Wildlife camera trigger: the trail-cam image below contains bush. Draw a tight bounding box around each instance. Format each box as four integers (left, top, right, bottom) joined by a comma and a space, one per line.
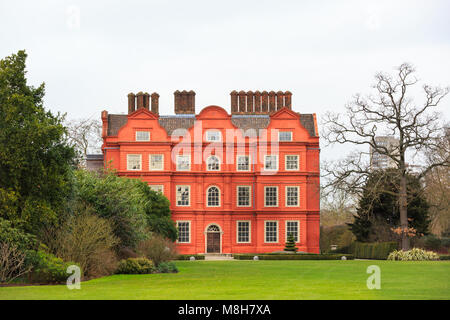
0, 218, 36, 251
137, 234, 177, 267
156, 262, 178, 273
353, 242, 398, 259
233, 253, 354, 260
116, 258, 154, 274
175, 254, 205, 260
284, 235, 298, 252
439, 254, 450, 260
46, 206, 119, 277
387, 248, 440, 261
25, 250, 79, 283
0, 242, 31, 283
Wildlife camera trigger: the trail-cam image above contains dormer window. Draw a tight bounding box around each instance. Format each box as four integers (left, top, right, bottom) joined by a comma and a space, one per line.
206, 130, 221, 142
278, 131, 292, 142
136, 131, 150, 141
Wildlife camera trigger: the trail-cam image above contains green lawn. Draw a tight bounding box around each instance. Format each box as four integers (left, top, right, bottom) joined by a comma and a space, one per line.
1, 260, 449, 300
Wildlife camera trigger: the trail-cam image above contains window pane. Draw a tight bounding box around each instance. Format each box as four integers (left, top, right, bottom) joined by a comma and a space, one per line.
279, 131, 292, 141
264, 156, 278, 170
149, 185, 163, 193
176, 186, 190, 206
237, 186, 250, 207
177, 155, 190, 171
286, 155, 299, 170
177, 222, 190, 243
207, 187, 220, 207
286, 186, 299, 206
127, 154, 141, 170
207, 156, 220, 171
136, 131, 150, 141
206, 131, 221, 141
265, 187, 278, 206
237, 155, 250, 171
265, 221, 278, 242
150, 154, 163, 170
286, 221, 299, 242
237, 221, 250, 243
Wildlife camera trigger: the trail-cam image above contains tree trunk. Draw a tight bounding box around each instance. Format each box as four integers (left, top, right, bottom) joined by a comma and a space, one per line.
399, 174, 410, 250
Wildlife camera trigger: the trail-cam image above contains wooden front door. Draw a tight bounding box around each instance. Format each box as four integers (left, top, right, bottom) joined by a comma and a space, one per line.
207, 232, 220, 253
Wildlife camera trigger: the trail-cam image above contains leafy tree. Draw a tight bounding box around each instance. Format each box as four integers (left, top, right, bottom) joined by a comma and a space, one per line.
349, 169, 430, 242
0, 50, 76, 234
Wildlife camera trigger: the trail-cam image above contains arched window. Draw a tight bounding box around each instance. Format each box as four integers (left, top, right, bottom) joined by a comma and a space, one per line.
207, 225, 220, 232
207, 186, 220, 207
207, 155, 220, 171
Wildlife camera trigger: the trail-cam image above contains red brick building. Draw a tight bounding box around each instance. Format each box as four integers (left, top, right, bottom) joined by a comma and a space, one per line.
100, 90, 320, 254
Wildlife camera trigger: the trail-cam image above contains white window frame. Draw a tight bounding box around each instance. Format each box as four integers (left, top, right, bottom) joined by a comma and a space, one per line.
205, 130, 222, 142
149, 185, 164, 193
135, 131, 150, 141
206, 186, 221, 207
206, 155, 221, 171
176, 155, 191, 171
236, 220, 251, 244
264, 220, 278, 243
285, 186, 300, 207
149, 154, 164, 170
285, 155, 299, 171
264, 186, 279, 207
236, 155, 251, 171
236, 185, 252, 207
278, 131, 292, 142
264, 155, 279, 171
127, 154, 142, 171
176, 185, 190, 207
176, 221, 191, 243
285, 220, 300, 243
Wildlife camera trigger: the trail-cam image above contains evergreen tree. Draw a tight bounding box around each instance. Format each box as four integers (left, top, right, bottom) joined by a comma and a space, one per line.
284, 235, 298, 252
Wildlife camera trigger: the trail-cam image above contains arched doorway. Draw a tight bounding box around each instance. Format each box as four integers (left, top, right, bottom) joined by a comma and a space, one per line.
205, 224, 222, 253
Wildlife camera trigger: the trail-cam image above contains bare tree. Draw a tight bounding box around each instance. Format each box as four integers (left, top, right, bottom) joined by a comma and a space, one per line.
65, 118, 102, 167
322, 63, 449, 250
0, 242, 31, 283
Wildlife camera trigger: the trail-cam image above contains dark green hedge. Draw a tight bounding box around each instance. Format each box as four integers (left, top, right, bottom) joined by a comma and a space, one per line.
175, 254, 205, 260
233, 253, 354, 260
439, 254, 450, 260
353, 242, 398, 260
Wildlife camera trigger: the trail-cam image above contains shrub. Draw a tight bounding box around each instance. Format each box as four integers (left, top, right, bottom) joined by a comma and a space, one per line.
439, 254, 450, 260
116, 258, 154, 274
175, 254, 205, 260
0, 218, 36, 251
422, 235, 442, 251
156, 262, 178, 273
25, 250, 79, 283
387, 248, 440, 261
284, 235, 298, 252
353, 242, 398, 259
137, 234, 177, 267
0, 242, 32, 283
47, 206, 119, 277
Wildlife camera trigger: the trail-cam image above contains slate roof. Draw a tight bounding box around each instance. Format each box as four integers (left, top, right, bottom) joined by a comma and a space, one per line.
107, 112, 316, 137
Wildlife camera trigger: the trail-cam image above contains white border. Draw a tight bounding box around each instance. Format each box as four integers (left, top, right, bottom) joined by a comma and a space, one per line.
278, 131, 292, 142
176, 220, 191, 243
175, 185, 190, 207
127, 154, 142, 171
236, 220, 251, 243
236, 185, 252, 207
264, 186, 279, 207
263, 155, 278, 171
264, 220, 278, 243
285, 155, 299, 171
205, 130, 222, 142
236, 155, 251, 171
206, 155, 221, 171
285, 220, 300, 243
176, 154, 191, 171
285, 186, 300, 207
206, 185, 221, 207
149, 154, 164, 170
135, 130, 150, 141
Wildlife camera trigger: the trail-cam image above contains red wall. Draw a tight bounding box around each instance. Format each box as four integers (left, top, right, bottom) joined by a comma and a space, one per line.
102, 106, 320, 254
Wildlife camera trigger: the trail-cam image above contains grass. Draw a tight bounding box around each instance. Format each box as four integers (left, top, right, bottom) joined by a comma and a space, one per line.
0, 260, 449, 300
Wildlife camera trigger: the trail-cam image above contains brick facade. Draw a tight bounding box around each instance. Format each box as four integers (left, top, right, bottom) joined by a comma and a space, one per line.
101, 91, 320, 254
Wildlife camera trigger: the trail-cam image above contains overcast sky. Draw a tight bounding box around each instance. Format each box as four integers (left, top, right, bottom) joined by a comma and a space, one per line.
1, 0, 449, 160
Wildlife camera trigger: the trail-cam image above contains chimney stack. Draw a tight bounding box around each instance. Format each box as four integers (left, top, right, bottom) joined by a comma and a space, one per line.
151, 92, 159, 114
230, 90, 293, 114
128, 93, 136, 114
136, 92, 145, 110
174, 90, 196, 114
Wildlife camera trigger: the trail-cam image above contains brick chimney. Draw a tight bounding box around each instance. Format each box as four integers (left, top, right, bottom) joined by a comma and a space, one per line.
128, 93, 136, 114
174, 90, 195, 114
136, 92, 145, 110
230, 90, 293, 114
151, 92, 159, 114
